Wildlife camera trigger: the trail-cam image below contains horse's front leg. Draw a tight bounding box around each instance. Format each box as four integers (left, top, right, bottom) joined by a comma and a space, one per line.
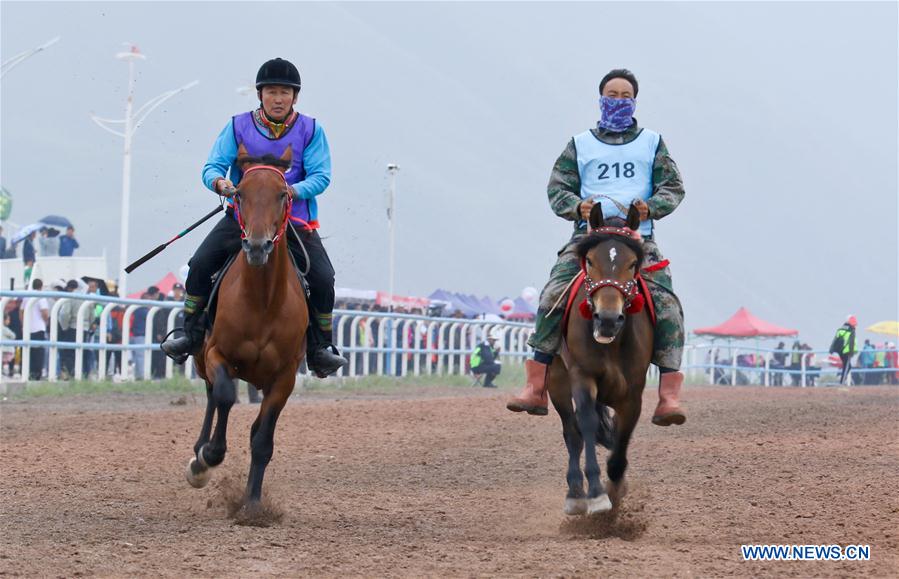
573, 380, 612, 515
187, 359, 236, 486
244, 373, 292, 507
548, 367, 586, 515
606, 387, 642, 505
185, 384, 216, 488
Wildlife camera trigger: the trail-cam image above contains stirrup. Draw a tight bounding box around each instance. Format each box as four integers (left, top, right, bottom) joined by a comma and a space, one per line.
160, 328, 192, 364
308, 345, 348, 378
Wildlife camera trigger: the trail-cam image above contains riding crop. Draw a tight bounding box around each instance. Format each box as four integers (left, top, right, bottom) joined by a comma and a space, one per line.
125, 205, 224, 273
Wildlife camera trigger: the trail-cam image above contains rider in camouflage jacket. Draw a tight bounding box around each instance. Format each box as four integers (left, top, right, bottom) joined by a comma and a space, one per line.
507, 69, 687, 426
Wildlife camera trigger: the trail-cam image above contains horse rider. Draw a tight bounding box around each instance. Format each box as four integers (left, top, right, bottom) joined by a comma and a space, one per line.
161, 57, 348, 378
507, 68, 687, 426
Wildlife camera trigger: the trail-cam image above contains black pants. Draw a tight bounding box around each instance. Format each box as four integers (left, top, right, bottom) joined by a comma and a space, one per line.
59, 326, 77, 376
839, 354, 852, 384
29, 331, 45, 380
472, 362, 502, 386
185, 213, 336, 316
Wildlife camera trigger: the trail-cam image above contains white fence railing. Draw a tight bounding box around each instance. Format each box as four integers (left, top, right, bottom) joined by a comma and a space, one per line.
682, 342, 899, 387
3, 291, 896, 387
0, 291, 533, 383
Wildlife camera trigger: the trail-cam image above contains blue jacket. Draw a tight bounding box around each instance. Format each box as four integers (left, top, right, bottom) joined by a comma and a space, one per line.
201, 115, 331, 223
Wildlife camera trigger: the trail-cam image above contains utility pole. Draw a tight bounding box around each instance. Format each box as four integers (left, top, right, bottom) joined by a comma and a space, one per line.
90, 44, 198, 296
386, 164, 400, 312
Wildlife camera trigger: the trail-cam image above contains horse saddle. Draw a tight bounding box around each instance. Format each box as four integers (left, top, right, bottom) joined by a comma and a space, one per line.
204, 249, 310, 329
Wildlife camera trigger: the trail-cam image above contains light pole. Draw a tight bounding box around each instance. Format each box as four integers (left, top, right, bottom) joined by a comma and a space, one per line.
90, 44, 198, 297
0, 36, 60, 79
386, 164, 400, 312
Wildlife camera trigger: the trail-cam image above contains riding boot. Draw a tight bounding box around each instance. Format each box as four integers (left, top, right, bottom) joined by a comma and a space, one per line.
160, 295, 207, 364
305, 316, 348, 378
506, 360, 549, 415
652, 371, 687, 426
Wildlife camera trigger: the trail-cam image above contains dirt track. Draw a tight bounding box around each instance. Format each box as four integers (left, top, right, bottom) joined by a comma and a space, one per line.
1, 384, 897, 577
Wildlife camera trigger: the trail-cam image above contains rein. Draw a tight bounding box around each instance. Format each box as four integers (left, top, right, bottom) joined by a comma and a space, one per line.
233, 165, 293, 244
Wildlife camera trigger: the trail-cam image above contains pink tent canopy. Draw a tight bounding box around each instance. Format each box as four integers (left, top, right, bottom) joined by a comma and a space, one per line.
127, 272, 181, 299
693, 307, 798, 338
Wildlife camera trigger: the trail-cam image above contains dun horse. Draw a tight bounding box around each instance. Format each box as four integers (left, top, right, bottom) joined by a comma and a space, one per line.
185, 146, 307, 514
549, 203, 653, 515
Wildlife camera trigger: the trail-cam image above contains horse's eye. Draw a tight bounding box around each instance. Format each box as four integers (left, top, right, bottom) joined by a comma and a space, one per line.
629, 262, 637, 270
586, 258, 592, 267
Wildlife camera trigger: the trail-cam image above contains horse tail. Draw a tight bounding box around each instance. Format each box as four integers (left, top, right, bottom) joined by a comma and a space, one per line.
596, 403, 616, 450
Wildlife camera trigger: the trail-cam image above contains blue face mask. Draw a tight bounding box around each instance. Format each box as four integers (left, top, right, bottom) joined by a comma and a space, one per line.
598, 96, 636, 132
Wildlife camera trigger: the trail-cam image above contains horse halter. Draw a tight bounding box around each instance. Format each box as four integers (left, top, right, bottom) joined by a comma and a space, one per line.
233, 165, 293, 243
579, 225, 645, 316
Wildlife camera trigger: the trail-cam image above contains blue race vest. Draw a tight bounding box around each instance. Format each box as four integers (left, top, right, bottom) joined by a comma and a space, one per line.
231, 111, 316, 225
574, 128, 660, 237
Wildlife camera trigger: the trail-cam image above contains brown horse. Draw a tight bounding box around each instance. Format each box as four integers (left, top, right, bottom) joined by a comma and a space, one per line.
548, 203, 653, 516
185, 145, 308, 514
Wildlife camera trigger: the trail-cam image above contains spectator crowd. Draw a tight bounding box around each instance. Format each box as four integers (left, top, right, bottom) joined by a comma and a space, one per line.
2, 277, 185, 381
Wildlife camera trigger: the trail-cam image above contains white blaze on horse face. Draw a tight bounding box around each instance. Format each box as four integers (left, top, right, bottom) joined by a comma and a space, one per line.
609, 247, 617, 271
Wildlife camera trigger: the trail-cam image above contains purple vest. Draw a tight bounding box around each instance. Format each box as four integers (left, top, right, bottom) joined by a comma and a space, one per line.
232, 111, 316, 224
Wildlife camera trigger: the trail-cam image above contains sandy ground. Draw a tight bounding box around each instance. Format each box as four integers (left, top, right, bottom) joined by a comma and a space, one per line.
1, 384, 897, 577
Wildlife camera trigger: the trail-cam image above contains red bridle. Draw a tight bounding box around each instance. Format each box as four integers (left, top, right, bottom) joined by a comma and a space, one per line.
233, 165, 293, 243
579, 225, 645, 316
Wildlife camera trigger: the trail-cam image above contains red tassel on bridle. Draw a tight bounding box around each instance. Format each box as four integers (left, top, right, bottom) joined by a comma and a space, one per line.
626, 291, 644, 314
579, 299, 592, 319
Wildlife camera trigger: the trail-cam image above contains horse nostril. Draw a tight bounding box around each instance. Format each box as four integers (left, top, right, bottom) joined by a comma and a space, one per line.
241, 239, 250, 251
263, 240, 274, 254
617, 314, 626, 325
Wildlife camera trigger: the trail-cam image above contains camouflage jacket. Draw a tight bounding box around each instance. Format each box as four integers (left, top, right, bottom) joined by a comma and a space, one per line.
547, 119, 685, 238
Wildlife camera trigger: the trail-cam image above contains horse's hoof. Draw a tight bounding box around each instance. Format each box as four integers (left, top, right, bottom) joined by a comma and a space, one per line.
652, 412, 686, 426
185, 457, 211, 489
607, 479, 628, 505
564, 497, 587, 516
587, 494, 613, 515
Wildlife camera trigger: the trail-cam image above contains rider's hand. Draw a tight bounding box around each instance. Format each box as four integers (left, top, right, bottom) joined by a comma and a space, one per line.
633, 199, 650, 221
215, 178, 236, 198
578, 199, 595, 221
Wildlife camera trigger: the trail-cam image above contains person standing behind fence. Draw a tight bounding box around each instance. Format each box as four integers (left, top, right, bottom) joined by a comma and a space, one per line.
131, 292, 150, 380
770, 341, 787, 386
22, 279, 49, 381
59, 226, 79, 257
858, 339, 875, 385
886, 342, 899, 385
56, 280, 81, 379
830, 316, 857, 385
38, 228, 60, 257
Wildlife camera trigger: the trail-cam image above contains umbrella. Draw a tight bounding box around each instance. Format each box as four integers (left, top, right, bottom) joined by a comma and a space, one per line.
11, 222, 44, 244
866, 321, 899, 337
38, 215, 74, 229
80, 276, 110, 296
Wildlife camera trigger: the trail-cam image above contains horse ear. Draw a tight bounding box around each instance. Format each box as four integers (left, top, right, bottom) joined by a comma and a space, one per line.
588, 202, 605, 230
626, 202, 641, 231
279, 146, 293, 174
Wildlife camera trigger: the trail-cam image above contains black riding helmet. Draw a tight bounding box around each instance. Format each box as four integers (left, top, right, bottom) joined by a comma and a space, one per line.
256, 58, 302, 91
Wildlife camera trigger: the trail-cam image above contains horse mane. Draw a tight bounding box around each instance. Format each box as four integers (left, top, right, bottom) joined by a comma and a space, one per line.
239, 154, 291, 171
575, 232, 644, 271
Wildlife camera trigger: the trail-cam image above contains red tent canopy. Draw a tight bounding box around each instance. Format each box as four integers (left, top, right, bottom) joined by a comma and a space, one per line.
693, 307, 798, 338
128, 272, 180, 299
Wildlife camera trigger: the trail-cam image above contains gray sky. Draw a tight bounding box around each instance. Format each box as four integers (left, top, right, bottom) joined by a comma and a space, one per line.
2, 1, 897, 346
